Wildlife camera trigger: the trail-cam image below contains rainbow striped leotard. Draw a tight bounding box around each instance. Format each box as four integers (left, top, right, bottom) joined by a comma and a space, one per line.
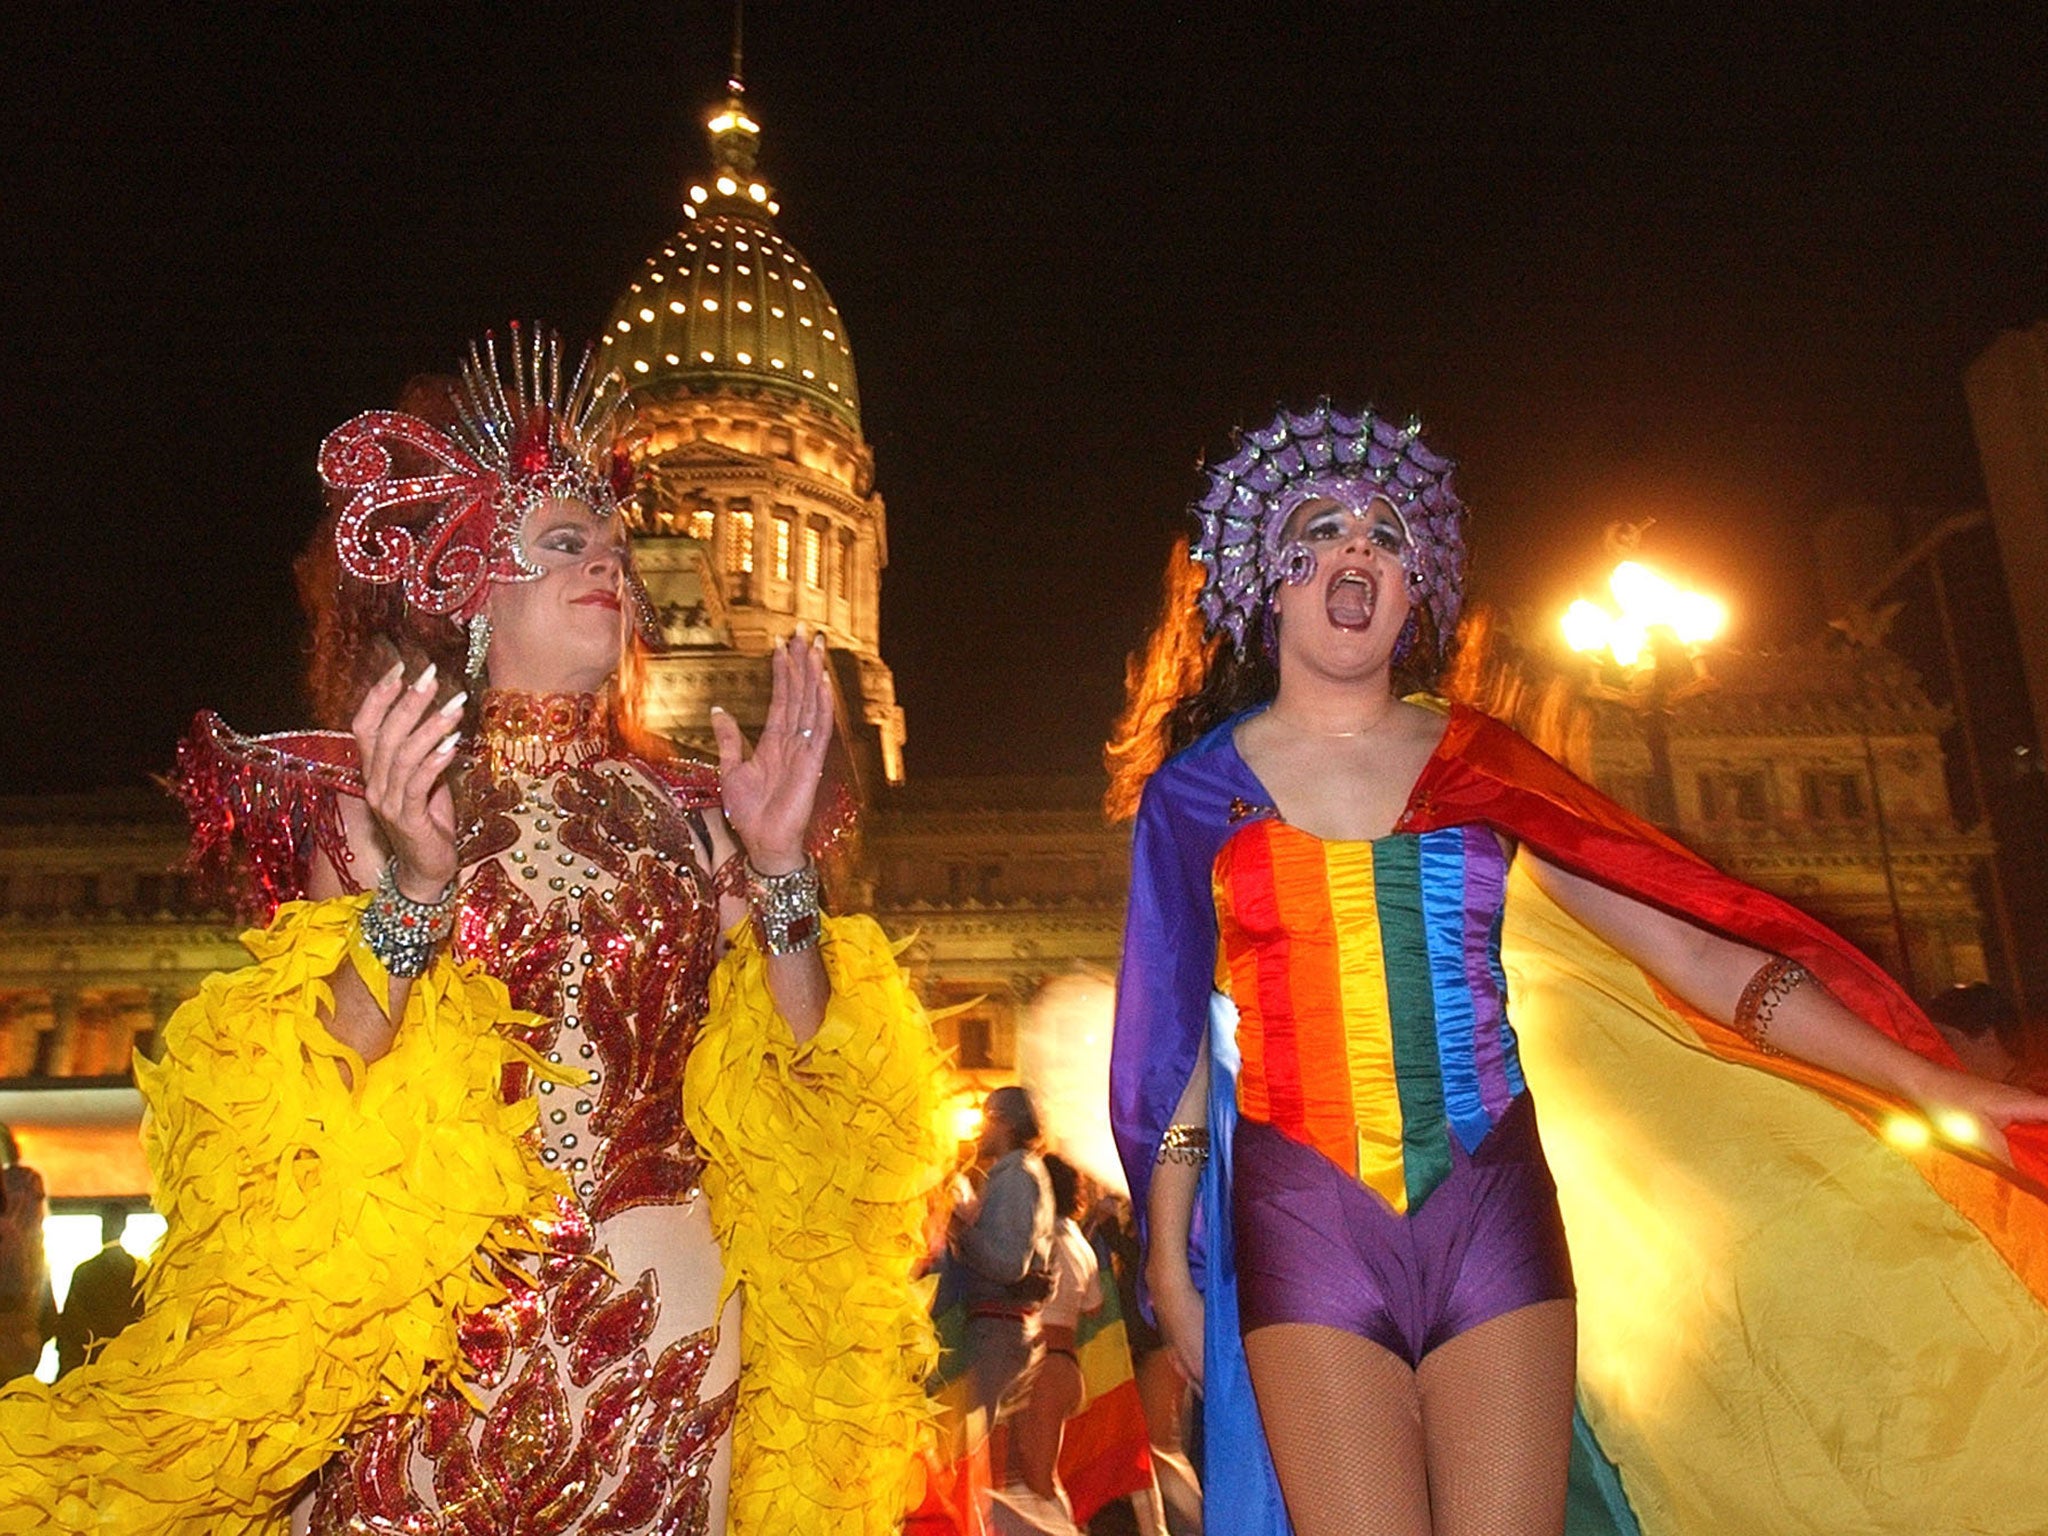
1213, 817, 1527, 1214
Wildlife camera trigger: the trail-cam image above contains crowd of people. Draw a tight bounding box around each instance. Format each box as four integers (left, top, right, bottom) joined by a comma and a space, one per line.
924, 1084, 1200, 1536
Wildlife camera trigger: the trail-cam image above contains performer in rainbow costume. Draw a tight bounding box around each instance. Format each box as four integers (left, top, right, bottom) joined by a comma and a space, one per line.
1108, 402, 2048, 1534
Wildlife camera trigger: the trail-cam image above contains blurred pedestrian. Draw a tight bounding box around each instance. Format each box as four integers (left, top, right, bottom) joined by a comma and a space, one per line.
0, 1128, 57, 1383
949, 1086, 1056, 1431
1005, 1155, 1103, 1529
1925, 982, 2044, 1088
55, 1204, 142, 1378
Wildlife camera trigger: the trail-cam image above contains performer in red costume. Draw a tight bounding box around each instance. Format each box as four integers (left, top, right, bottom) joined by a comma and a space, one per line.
0, 327, 945, 1536
1107, 402, 2048, 1536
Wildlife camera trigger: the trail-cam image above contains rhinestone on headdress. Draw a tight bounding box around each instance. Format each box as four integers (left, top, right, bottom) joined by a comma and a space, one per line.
1189, 400, 1468, 657
321, 323, 635, 621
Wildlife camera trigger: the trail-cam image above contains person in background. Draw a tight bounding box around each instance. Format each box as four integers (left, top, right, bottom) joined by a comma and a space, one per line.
1924, 982, 2045, 1089
0, 1129, 56, 1383
1089, 1196, 1200, 1536
1005, 1154, 1104, 1530
950, 1085, 1056, 1430
54, 1205, 142, 1378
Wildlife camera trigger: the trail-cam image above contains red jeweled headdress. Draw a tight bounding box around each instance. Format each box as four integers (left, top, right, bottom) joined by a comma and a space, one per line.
320, 324, 635, 622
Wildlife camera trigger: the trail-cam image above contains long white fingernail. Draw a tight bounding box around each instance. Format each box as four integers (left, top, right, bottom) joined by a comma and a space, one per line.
382, 661, 405, 685
439, 691, 468, 716
709, 704, 727, 716
433, 728, 461, 755
413, 663, 438, 691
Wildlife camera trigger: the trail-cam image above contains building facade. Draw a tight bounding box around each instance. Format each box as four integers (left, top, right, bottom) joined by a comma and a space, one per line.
606, 84, 905, 786
1578, 644, 1993, 995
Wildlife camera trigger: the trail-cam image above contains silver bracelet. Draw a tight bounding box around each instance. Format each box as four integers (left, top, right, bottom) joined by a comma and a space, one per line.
748, 859, 823, 955
359, 861, 457, 979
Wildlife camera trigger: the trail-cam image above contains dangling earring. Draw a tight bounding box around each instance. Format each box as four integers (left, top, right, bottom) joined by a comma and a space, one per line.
465, 614, 493, 683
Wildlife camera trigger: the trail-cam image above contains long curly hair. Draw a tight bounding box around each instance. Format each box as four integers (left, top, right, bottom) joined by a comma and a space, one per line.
1102, 537, 1453, 821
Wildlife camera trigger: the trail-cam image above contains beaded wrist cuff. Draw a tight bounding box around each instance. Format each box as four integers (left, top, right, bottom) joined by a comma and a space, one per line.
1157, 1124, 1211, 1166
1734, 956, 1812, 1056
359, 861, 457, 980
748, 859, 823, 956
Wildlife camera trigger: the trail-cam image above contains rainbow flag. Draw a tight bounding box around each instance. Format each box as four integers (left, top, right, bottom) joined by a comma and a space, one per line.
906, 1256, 990, 1536
911, 1238, 1155, 1532
1054, 1232, 1154, 1524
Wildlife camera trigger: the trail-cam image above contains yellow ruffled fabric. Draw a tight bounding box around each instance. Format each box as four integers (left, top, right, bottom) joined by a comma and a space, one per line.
686, 914, 950, 1536
1504, 867, 2048, 1535
0, 896, 565, 1535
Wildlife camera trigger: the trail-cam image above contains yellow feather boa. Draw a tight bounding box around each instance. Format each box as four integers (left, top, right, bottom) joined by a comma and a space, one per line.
0, 895, 565, 1535
686, 914, 950, 1535
0, 901, 948, 1535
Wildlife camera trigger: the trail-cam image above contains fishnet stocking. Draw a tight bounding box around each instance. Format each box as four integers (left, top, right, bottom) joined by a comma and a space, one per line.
1416, 1300, 1575, 1536
1245, 1324, 1429, 1536
1244, 1300, 1576, 1536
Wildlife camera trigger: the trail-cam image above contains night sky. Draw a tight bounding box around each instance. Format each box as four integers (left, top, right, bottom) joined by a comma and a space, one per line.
4, 3, 2045, 792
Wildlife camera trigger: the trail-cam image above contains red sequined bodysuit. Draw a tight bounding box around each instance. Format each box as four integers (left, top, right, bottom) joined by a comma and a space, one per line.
310, 691, 741, 1536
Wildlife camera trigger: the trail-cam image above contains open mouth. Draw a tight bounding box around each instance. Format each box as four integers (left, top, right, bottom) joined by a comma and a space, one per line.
1325, 566, 1377, 631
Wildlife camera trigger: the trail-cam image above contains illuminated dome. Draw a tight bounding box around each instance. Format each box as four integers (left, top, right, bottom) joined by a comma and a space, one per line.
604, 97, 860, 433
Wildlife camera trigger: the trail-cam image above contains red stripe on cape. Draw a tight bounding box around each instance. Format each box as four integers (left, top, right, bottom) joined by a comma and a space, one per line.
1398, 704, 2048, 1189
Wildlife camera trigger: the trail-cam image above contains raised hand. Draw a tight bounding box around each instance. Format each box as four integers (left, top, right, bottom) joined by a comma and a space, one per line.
711, 632, 833, 875
351, 661, 464, 900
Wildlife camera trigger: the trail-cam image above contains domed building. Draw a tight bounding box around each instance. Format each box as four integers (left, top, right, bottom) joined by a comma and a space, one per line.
608, 83, 905, 783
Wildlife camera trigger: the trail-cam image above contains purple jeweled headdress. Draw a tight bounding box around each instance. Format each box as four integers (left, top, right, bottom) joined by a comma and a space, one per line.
1190, 400, 1468, 656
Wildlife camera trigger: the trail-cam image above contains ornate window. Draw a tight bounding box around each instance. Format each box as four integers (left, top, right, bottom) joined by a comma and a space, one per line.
838, 530, 855, 600
804, 521, 824, 588
1698, 770, 1769, 823
686, 505, 715, 541
1801, 770, 1869, 821
772, 517, 793, 582
727, 507, 755, 574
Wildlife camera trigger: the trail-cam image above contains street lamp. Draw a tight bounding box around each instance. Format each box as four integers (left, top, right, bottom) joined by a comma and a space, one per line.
1562, 559, 1728, 831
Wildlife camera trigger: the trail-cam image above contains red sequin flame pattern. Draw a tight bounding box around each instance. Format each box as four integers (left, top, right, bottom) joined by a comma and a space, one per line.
311, 750, 731, 1534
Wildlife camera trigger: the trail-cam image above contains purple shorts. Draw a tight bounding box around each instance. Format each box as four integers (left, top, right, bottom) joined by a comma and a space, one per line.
1232, 1092, 1574, 1368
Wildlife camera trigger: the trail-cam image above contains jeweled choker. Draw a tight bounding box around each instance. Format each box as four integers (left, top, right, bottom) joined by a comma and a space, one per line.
478, 690, 609, 777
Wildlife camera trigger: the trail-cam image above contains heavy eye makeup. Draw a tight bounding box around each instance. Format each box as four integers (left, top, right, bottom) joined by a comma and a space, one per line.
1302, 508, 1353, 543
1297, 503, 1411, 556
530, 519, 622, 563
1366, 513, 1409, 555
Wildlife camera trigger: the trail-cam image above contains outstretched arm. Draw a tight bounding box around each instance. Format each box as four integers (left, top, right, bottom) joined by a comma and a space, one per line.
1524, 852, 2048, 1162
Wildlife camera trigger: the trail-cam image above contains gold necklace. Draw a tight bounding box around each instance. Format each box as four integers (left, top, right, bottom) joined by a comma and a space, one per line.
1264, 708, 1383, 740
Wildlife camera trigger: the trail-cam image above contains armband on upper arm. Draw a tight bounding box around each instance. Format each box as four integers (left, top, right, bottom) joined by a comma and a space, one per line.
1734, 957, 1812, 1055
